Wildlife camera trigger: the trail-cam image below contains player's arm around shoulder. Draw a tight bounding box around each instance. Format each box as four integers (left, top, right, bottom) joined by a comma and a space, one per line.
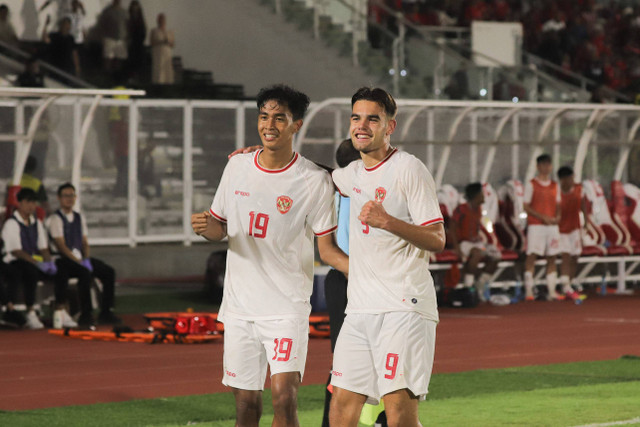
317, 233, 348, 275
191, 211, 227, 241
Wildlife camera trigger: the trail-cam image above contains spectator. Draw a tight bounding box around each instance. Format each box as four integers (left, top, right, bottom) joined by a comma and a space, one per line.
17, 58, 45, 88
523, 154, 561, 301
1, 188, 56, 329
42, 15, 80, 77
0, 3, 18, 46
126, 0, 146, 83
66, 0, 86, 46
47, 183, 120, 328
97, 0, 128, 74
20, 155, 51, 215
450, 182, 500, 302
557, 166, 586, 296
150, 13, 174, 84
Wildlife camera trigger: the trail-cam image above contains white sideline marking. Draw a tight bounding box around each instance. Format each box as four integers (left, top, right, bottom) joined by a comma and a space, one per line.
571, 416, 640, 427
585, 317, 640, 324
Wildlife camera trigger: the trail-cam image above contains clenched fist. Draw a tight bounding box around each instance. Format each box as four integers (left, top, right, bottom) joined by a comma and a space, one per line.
191, 211, 211, 235
358, 200, 390, 230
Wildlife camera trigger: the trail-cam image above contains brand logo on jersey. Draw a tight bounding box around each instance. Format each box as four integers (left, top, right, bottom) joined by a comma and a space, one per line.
225, 369, 237, 378
235, 190, 250, 197
352, 187, 361, 194
331, 370, 343, 377
276, 195, 293, 214
375, 187, 387, 203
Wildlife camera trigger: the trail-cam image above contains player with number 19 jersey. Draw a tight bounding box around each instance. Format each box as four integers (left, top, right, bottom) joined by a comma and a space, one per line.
331, 148, 443, 322
210, 149, 337, 322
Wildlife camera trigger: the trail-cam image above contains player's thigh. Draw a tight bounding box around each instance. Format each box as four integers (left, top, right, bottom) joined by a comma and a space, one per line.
331, 314, 378, 403
374, 312, 437, 401
546, 226, 561, 256
256, 318, 309, 380
222, 318, 268, 390
526, 225, 547, 256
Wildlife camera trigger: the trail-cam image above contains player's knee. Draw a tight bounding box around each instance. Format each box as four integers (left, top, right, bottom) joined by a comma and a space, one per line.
384, 407, 418, 427
235, 396, 261, 423
271, 387, 297, 417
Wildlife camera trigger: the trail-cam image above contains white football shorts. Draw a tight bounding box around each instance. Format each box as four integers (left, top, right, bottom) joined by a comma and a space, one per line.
459, 241, 502, 261
221, 316, 309, 390
526, 224, 561, 256
330, 312, 437, 405
559, 229, 582, 256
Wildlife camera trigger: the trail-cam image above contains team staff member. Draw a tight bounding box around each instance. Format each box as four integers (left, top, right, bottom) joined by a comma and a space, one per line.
330, 87, 446, 427
557, 166, 586, 295
191, 85, 348, 427
48, 183, 120, 328
523, 154, 561, 301
1, 188, 56, 329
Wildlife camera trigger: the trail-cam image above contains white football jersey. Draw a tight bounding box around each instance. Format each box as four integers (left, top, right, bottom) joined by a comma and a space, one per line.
331, 149, 443, 322
210, 150, 337, 321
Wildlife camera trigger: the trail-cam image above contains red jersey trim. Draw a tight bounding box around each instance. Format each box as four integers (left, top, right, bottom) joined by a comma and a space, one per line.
209, 208, 227, 223
420, 217, 444, 226
254, 150, 298, 174
364, 148, 398, 172
315, 225, 338, 236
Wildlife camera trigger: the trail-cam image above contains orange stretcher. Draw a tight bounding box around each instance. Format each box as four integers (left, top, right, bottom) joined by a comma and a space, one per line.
48, 328, 221, 344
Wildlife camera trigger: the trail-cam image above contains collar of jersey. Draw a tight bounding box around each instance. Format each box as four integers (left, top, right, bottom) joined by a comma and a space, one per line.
364, 147, 398, 172
254, 149, 298, 174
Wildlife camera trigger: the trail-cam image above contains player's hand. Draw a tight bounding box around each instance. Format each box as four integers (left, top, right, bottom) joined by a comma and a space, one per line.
191, 211, 211, 235
228, 145, 261, 158
358, 200, 390, 230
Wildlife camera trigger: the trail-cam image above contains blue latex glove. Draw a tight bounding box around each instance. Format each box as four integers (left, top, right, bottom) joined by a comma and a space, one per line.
81, 258, 93, 272
36, 261, 48, 273
41, 261, 57, 275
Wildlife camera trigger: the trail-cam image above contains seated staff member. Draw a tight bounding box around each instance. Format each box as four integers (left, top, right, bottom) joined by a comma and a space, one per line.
1, 188, 56, 329
47, 183, 120, 328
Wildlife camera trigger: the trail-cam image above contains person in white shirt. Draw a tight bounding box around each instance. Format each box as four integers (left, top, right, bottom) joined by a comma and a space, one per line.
191, 84, 348, 427
329, 87, 445, 427
1, 188, 56, 329
47, 183, 120, 328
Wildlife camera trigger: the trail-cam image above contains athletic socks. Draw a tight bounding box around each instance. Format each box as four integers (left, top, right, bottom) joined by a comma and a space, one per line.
464, 273, 475, 288
546, 272, 560, 300
524, 271, 534, 300
559, 275, 572, 294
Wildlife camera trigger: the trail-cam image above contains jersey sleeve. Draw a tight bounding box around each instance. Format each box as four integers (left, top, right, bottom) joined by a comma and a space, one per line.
48, 215, 63, 239
404, 158, 443, 226
523, 181, 533, 204
308, 172, 338, 236
1, 220, 21, 255
331, 166, 351, 198
209, 159, 233, 223
37, 220, 48, 250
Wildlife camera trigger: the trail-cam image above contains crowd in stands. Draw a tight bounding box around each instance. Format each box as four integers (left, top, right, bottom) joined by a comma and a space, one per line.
373, 0, 640, 100
0, 0, 174, 87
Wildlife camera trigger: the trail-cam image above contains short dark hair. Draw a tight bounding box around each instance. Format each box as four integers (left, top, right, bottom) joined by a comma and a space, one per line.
17, 188, 38, 202
351, 87, 397, 119
465, 182, 483, 201
256, 84, 310, 121
557, 165, 574, 179
57, 182, 76, 196
24, 155, 37, 174
335, 138, 360, 168
536, 153, 552, 164
0, 5, 8, 13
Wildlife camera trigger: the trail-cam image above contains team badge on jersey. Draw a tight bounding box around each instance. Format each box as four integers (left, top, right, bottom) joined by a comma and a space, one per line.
375, 187, 387, 203
276, 195, 293, 214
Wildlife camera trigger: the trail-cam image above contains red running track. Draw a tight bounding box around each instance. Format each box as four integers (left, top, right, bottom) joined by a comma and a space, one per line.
1, 293, 639, 411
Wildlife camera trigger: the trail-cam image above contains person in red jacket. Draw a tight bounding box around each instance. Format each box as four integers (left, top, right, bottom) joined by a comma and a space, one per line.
523, 154, 561, 300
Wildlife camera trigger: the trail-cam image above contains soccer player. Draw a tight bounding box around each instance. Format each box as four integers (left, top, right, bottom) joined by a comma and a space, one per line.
449, 182, 501, 301
557, 166, 586, 296
191, 84, 348, 427
523, 154, 561, 301
329, 87, 446, 427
